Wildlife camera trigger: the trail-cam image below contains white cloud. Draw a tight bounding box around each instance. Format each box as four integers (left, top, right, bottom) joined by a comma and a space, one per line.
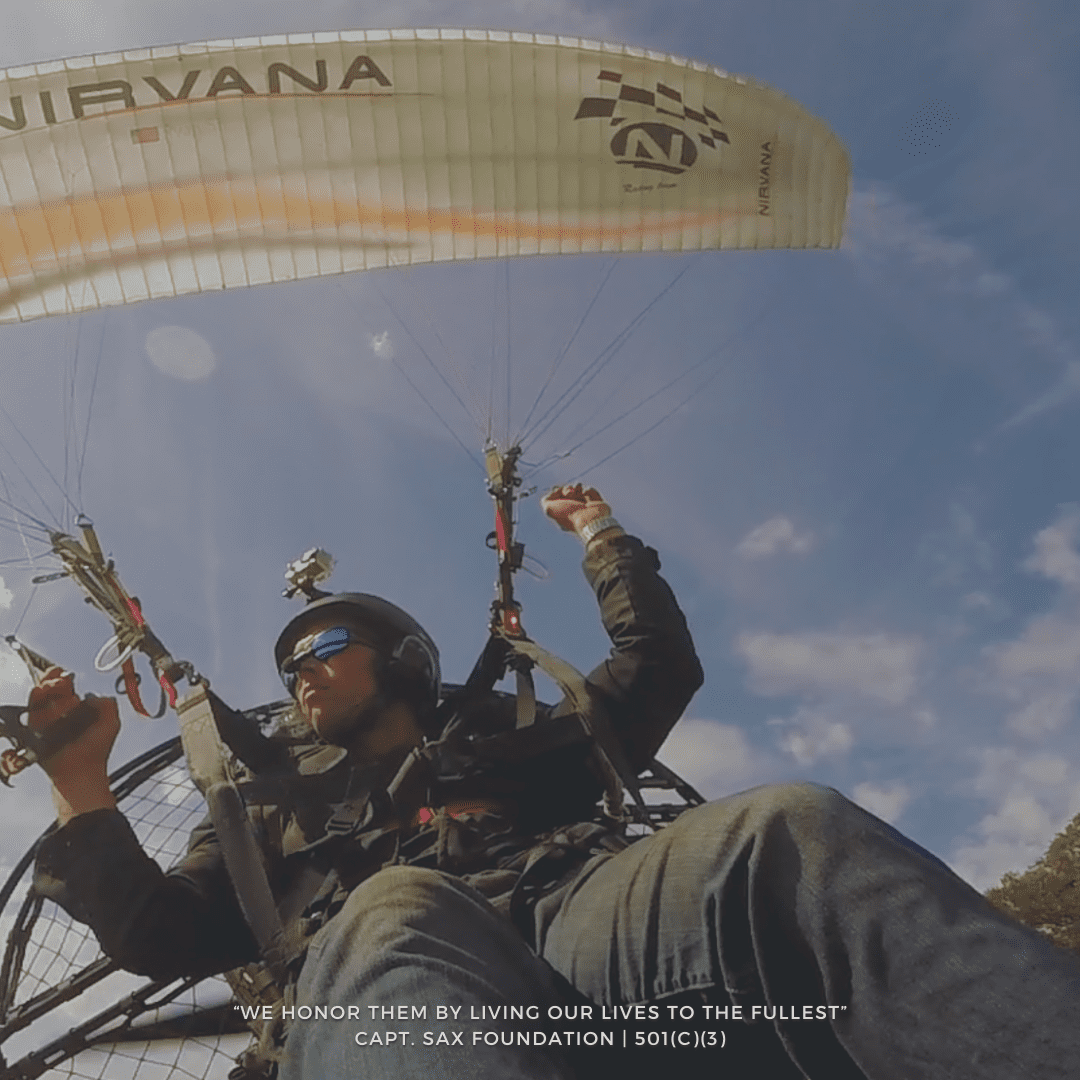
773, 707, 853, 766
992, 613, 1080, 680
852, 780, 911, 824
1022, 506, 1080, 588
656, 718, 775, 799
980, 509, 1080, 738
950, 748, 1080, 891
737, 629, 921, 706
993, 511, 1080, 684
911, 706, 937, 731
1005, 690, 1076, 738
847, 188, 1073, 363
369, 331, 396, 360
999, 362, 1080, 431
982, 793, 1057, 846
974, 272, 1009, 295
735, 515, 814, 559
845, 186, 1080, 431
919, 504, 993, 588
846, 186, 984, 288
0, 648, 32, 698
0, 574, 11, 609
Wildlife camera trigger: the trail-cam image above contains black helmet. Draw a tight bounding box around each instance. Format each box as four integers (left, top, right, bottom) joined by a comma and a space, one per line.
275, 593, 441, 710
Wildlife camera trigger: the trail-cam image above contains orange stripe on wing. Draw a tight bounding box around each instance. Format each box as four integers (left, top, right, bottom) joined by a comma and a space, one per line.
0, 174, 753, 309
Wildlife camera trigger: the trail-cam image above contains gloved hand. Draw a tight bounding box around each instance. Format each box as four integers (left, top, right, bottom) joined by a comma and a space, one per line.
27, 666, 119, 824
541, 483, 622, 543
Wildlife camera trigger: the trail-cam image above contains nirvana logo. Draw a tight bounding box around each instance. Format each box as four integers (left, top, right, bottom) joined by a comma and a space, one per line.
573, 70, 730, 176
0, 55, 392, 133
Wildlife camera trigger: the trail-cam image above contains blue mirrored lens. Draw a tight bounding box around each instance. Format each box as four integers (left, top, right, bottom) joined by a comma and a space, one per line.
310, 626, 353, 661
280, 626, 359, 691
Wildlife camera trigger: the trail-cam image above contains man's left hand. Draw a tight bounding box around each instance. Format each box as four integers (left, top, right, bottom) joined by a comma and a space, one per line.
542, 484, 613, 536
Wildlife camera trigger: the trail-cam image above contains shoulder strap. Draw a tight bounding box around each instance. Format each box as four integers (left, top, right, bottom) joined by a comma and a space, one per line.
501, 635, 648, 825
175, 686, 297, 974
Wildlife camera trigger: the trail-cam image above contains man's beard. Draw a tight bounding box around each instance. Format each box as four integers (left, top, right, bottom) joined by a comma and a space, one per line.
312, 691, 394, 748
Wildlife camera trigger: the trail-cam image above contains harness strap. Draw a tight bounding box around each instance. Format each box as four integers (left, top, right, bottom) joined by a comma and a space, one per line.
118, 657, 168, 719
501, 635, 647, 824
175, 684, 231, 793
205, 782, 290, 963
176, 686, 297, 976
514, 664, 537, 728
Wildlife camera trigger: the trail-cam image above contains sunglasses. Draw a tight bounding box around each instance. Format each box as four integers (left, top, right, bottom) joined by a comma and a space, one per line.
279, 626, 372, 694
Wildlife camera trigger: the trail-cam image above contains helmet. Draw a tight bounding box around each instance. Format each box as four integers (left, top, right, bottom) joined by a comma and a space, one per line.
274, 593, 441, 711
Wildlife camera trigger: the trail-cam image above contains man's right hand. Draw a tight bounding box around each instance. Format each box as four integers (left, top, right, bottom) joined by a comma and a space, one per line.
27, 666, 119, 824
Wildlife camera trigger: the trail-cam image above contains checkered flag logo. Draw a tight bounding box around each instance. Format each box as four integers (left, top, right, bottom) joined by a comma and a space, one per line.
574, 70, 731, 173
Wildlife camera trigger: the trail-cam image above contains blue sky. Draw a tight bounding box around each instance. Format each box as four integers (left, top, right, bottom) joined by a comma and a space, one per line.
0, 0, 1078, 902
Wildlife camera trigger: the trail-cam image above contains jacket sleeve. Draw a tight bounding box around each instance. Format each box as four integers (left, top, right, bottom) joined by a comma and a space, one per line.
33, 807, 259, 980
555, 532, 704, 770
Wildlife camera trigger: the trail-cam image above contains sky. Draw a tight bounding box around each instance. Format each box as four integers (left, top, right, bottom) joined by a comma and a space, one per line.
0, 0, 1078, 931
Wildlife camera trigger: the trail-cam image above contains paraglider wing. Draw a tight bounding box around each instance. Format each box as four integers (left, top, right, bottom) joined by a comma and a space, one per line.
0, 29, 850, 322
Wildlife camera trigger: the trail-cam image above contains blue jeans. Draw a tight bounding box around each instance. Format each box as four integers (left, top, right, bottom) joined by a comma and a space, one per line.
282, 783, 1080, 1079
